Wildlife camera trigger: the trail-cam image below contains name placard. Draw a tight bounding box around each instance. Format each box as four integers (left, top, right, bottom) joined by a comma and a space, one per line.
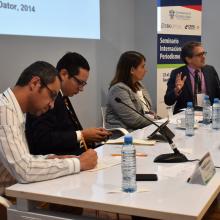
188, 152, 216, 185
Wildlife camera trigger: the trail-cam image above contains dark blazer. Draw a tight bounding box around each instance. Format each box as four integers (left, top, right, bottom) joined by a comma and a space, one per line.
164, 65, 220, 114
25, 92, 85, 156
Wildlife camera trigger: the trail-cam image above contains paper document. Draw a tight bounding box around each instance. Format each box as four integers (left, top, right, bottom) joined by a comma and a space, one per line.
106, 127, 129, 135
155, 118, 168, 124
157, 163, 195, 179
86, 157, 121, 172
106, 138, 155, 145
155, 117, 177, 124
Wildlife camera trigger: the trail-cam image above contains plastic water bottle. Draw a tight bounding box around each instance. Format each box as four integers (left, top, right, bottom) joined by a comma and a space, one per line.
185, 102, 194, 136
212, 98, 220, 129
202, 95, 212, 124
121, 135, 136, 193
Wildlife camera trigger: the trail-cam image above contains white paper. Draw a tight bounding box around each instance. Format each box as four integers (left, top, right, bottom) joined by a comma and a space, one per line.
86, 157, 121, 172
157, 163, 195, 179
106, 127, 129, 135
106, 138, 155, 146
155, 118, 168, 124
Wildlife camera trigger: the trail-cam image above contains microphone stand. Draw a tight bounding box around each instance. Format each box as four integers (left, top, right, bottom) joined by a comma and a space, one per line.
154, 129, 188, 163
115, 97, 188, 163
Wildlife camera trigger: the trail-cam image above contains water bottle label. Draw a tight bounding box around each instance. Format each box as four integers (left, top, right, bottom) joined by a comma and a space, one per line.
121, 146, 136, 193
197, 93, 205, 107
185, 108, 194, 136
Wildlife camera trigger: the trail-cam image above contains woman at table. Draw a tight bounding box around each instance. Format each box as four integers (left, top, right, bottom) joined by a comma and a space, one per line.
105, 51, 157, 131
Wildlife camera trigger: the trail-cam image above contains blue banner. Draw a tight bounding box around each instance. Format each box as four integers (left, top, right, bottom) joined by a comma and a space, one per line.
157, 0, 202, 7
157, 34, 201, 64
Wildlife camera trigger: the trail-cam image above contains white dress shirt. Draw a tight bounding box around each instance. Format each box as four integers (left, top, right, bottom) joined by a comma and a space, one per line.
136, 90, 150, 113
0, 88, 80, 195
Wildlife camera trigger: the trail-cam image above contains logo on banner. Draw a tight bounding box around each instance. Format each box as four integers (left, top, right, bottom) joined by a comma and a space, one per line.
185, 24, 200, 31
168, 10, 192, 21
185, 24, 195, 30
161, 23, 182, 30
169, 10, 175, 19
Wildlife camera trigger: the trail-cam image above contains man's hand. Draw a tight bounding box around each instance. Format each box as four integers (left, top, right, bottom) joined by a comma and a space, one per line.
175, 72, 187, 96
47, 155, 78, 159
82, 127, 111, 142
79, 149, 98, 171
47, 150, 97, 171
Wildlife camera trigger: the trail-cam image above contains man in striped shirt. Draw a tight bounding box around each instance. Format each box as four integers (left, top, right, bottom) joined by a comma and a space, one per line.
0, 61, 97, 196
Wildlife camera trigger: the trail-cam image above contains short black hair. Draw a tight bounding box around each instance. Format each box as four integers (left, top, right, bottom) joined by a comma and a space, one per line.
56, 52, 90, 77
180, 41, 202, 64
16, 61, 58, 86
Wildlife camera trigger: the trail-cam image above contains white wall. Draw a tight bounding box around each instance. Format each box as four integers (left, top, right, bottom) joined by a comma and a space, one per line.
135, 0, 157, 110
96, 0, 135, 119
202, 0, 220, 75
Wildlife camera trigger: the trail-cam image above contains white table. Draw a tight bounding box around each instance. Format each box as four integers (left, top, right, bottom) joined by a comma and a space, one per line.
6, 115, 220, 220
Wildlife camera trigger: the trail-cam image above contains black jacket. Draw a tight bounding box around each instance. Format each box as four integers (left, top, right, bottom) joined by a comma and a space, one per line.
164, 65, 220, 114
25, 93, 85, 155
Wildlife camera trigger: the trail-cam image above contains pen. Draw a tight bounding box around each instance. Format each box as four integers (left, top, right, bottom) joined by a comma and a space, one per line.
111, 153, 147, 157
81, 134, 88, 151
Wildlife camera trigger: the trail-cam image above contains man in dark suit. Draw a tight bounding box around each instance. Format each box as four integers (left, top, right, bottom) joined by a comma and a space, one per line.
25, 52, 110, 155
164, 41, 220, 114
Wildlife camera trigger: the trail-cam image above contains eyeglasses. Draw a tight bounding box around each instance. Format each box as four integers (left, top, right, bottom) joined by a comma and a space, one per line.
72, 76, 87, 87
193, 51, 207, 57
40, 79, 58, 101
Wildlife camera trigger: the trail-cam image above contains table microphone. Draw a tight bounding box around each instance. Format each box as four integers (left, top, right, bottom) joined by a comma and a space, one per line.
115, 97, 188, 163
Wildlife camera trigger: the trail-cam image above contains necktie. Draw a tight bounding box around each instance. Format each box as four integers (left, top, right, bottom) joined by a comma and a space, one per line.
63, 96, 87, 150
63, 96, 81, 130
194, 70, 201, 106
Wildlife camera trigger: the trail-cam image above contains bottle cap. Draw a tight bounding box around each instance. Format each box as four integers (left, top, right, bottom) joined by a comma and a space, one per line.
187, 102, 193, 107
124, 135, 133, 144
204, 95, 209, 100
214, 98, 219, 103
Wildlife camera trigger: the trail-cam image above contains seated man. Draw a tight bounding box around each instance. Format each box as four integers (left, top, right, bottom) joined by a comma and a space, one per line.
0, 61, 97, 197
164, 41, 220, 114
26, 52, 110, 156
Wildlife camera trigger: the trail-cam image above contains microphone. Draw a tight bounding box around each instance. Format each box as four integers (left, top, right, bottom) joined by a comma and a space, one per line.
115, 97, 159, 126
115, 97, 188, 163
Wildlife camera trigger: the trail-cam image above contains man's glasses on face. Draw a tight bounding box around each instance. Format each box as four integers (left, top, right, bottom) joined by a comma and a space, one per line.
40, 79, 58, 101
72, 75, 87, 87
193, 51, 207, 57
